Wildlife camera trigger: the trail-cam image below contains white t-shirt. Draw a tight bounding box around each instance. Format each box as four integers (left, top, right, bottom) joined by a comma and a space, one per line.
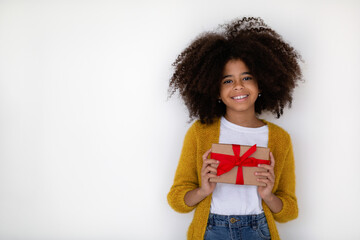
210, 116, 269, 215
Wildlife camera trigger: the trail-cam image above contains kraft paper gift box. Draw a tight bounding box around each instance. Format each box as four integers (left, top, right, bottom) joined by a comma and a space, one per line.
209, 143, 270, 186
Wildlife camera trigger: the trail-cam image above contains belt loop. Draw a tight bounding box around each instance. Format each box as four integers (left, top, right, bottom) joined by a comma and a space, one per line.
207, 213, 213, 226
252, 214, 257, 230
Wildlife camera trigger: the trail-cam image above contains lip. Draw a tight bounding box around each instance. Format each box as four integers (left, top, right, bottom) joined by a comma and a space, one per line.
231, 94, 249, 102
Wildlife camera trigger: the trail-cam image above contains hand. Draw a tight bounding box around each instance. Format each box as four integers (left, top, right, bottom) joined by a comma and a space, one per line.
256, 152, 276, 200
199, 149, 219, 196
184, 150, 219, 207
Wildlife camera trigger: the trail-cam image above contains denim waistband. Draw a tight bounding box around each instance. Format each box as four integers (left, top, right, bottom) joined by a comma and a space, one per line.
207, 212, 267, 228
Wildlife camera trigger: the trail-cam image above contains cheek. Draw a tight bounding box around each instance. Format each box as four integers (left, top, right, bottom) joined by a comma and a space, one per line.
246, 83, 259, 92
219, 86, 227, 98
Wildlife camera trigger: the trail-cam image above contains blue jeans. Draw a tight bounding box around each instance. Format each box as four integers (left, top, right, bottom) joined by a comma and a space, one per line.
204, 212, 271, 240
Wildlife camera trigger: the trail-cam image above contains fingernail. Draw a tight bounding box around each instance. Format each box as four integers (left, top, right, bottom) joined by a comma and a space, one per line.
258, 164, 261, 167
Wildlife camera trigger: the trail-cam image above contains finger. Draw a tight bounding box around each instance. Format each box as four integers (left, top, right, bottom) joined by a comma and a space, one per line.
255, 171, 272, 178
202, 161, 219, 172
202, 149, 212, 160
256, 177, 272, 185
202, 164, 218, 174
270, 152, 275, 167
204, 166, 218, 175
255, 172, 275, 183
257, 164, 274, 172
256, 169, 275, 181
210, 163, 220, 168
201, 156, 217, 172
205, 173, 219, 180
256, 173, 275, 183
256, 178, 268, 187
203, 159, 220, 165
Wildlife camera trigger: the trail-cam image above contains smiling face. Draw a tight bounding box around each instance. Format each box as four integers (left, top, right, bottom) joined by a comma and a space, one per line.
219, 59, 260, 118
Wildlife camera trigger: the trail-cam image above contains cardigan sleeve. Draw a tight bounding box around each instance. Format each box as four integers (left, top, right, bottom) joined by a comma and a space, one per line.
272, 136, 298, 222
167, 123, 199, 213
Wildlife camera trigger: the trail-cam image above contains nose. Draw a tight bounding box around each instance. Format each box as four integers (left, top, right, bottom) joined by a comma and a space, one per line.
233, 80, 244, 90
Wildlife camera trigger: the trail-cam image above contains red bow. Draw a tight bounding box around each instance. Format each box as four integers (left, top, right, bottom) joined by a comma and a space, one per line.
211, 144, 269, 185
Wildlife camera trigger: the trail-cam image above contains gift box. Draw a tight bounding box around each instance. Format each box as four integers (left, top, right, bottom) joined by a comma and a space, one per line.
209, 143, 270, 186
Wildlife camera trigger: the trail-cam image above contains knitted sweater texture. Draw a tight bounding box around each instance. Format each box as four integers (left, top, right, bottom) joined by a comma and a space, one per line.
167, 118, 298, 240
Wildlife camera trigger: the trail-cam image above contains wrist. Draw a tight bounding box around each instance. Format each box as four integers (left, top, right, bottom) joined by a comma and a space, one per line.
262, 193, 275, 202
197, 187, 210, 198
262, 193, 283, 214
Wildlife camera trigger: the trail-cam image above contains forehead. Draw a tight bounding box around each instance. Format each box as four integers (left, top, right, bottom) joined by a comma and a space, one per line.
223, 59, 250, 74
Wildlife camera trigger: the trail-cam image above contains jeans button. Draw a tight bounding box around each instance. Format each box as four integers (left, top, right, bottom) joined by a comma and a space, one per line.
230, 218, 237, 223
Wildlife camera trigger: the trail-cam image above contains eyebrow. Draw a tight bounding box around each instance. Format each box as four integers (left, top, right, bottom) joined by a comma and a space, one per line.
222, 72, 252, 79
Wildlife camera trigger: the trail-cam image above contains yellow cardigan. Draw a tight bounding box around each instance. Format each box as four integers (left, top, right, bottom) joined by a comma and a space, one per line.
167, 118, 298, 240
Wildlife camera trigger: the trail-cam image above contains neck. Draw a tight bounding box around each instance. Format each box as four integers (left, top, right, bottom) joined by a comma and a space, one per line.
224, 109, 265, 128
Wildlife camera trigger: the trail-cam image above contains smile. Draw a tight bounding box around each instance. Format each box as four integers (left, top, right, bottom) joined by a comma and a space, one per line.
231, 95, 248, 100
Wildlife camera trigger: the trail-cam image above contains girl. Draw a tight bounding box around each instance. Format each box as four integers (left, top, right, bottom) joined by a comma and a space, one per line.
167, 17, 302, 240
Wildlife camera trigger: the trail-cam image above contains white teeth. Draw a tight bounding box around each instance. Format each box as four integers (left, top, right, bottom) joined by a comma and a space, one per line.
232, 95, 248, 100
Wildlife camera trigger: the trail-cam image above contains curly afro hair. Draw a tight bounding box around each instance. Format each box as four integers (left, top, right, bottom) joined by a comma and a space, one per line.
169, 17, 303, 124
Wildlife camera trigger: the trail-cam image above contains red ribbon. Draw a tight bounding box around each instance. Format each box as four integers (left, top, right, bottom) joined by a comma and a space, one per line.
211, 144, 269, 185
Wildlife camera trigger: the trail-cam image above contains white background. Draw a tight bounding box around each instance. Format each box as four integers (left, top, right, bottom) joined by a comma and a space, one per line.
1, 0, 359, 239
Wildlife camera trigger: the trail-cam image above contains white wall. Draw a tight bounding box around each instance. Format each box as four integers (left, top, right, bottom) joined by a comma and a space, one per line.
0, 0, 359, 239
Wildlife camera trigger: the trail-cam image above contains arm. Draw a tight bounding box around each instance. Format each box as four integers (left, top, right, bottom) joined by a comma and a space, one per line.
256, 136, 298, 221
167, 123, 200, 213
184, 149, 219, 207
167, 123, 219, 212
272, 138, 298, 222
256, 152, 283, 213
